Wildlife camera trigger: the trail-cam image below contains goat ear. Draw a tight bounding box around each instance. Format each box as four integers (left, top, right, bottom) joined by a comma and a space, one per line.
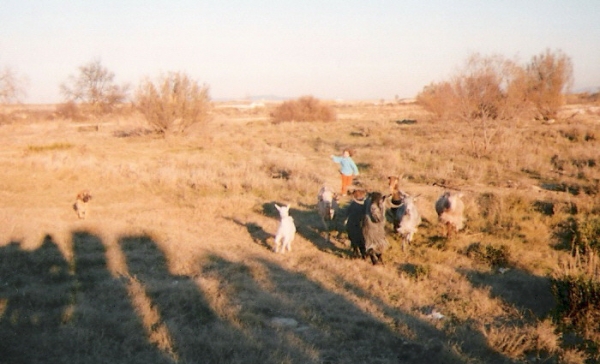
275, 204, 282, 211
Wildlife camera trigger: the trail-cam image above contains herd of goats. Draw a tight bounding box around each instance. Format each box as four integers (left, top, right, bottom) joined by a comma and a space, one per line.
273, 176, 465, 265
72, 177, 464, 266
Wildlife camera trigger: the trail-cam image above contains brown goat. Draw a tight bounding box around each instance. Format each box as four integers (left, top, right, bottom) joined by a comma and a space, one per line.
73, 190, 92, 219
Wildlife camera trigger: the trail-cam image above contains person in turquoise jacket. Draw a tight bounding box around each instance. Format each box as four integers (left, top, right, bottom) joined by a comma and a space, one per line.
330, 149, 359, 195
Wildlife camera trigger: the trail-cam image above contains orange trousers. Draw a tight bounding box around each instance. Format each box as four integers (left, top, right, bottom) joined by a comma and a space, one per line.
341, 174, 354, 195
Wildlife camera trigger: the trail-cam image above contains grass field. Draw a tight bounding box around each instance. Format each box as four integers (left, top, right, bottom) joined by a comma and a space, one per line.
0, 99, 599, 363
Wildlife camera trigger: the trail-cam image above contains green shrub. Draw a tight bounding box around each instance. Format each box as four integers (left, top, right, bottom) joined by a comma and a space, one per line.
135, 72, 211, 134
270, 96, 336, 123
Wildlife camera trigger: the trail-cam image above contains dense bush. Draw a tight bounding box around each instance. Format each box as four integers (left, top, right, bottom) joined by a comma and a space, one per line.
135, 72, 211, 134
270, 96, 336, 123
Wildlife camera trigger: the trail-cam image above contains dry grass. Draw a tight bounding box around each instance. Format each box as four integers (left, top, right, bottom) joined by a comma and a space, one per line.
1, 100, 599, 363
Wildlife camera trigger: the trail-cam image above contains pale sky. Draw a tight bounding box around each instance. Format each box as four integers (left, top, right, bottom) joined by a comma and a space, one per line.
2, 0, 599, 103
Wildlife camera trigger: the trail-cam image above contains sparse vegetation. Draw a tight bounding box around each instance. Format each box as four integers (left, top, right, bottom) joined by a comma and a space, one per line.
134, 72, 211, 134
60, 59, 128, 115
270, 95, 336, 123
1, 96, 600, 363
0, 65, 28, 104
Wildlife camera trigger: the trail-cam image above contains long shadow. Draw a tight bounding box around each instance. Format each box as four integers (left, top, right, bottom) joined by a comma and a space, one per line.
0, 235, 73, 362
119, 235, 314, 363
0, 232, 521, 363
337, 267, 517, 364
0, 233, 169, 363
68, 231, 172, 363
262, 201, 351, 258
199, 255, 480, 363
462, 267, 556, 319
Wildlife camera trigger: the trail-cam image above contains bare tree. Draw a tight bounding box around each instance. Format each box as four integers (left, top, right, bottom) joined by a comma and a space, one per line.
135, 72, 211, 134
417, 53, 526, 122
0, 66, 28, 104
416, 53, 527, 158
524, 49, 573, 120
60, 59, 128, 114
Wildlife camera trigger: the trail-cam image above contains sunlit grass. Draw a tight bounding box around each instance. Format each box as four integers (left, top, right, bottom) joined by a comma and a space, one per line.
0, 100, 599, 362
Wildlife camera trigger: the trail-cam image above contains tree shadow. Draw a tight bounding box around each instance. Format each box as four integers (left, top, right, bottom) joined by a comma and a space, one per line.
462, 267, 556, 319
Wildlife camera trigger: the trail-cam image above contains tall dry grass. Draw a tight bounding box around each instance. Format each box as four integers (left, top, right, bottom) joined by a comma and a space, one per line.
1, 100, 599, 362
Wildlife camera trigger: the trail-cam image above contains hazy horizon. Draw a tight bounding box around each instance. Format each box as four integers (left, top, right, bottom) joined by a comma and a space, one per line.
2, 1, 599, 104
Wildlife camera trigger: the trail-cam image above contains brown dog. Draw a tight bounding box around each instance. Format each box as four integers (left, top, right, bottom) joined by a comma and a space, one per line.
73, 190, 92, 219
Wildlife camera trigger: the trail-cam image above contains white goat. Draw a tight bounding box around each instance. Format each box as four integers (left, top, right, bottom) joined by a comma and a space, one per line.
435, 191, 465, 238
394, 194, 421, 251
274, 204, 296, 253
317, 185, 338, 232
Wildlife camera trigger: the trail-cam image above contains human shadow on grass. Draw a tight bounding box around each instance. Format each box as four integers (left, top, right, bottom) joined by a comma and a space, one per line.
119, 234, 319, 363
262, 201, 352, 258
196, 254, 490, 363
462, 267, 556, 319
0, 232, 171, 364
338, 269, 518, 364
0, 232, 517, 363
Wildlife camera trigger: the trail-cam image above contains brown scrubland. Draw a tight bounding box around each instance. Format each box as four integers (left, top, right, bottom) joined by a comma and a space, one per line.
0, 96, 599, 363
